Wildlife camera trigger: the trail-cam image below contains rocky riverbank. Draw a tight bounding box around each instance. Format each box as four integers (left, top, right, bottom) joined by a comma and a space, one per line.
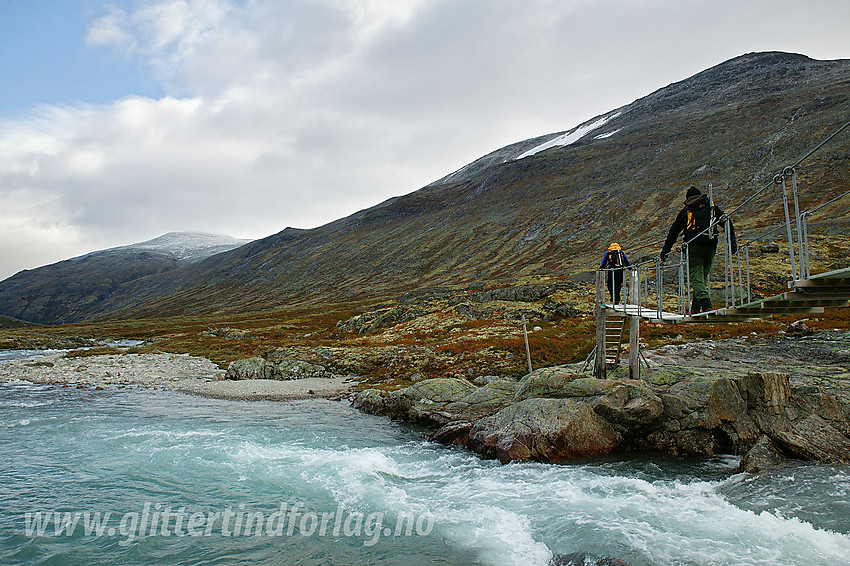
353, 330, 850, 472
3, 329, 848, 470
0, 351, 354, 401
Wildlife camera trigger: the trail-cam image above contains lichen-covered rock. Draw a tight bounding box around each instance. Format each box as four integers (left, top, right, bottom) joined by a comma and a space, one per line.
512, 367, 589, 402
394, 378, 478, 426
347, 338, 850, 468
562, 377, 615, 398
273, 359, 330, 380
814, 390, 850, 438
659, 392, 692, 421
226, 357, 274, 380
774, 414, 850, 464
646, 371, 823, 457
662, 376, 742, 434
473, 375, 501, 386
445, 378, 519, 421
466, 398, 621, 463
336, 305, 428, 334
644, 374, 767, 455
666, 377, 715, 411
593, 379, 664, 432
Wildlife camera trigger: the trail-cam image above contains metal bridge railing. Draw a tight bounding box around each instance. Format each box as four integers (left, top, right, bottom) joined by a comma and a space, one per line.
598, 115, 850, 319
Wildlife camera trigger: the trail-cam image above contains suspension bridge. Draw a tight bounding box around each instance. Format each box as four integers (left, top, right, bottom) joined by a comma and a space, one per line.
589, 117, 850, 379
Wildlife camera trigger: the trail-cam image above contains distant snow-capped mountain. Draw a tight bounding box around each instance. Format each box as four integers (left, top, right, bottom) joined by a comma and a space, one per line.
0, 232, 252, 324
97, 232, 253, 265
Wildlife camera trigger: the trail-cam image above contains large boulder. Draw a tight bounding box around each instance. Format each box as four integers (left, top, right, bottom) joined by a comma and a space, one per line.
739, 435, 791, 473
593, 379, 664, 432
646, 377, 735, 455
644, 374, 764, 456
512, 367, 605, 402
351, 389, 402, 418
395, 378, 478, 426
738, 372, 793, 436
774, 414, 850, 465
665, 376, 718, 414
647, 372, 794, 456
226, 357, 274, 380
273, 359, 330, 380
445, 378, 520, 421
466, 398, 621, 463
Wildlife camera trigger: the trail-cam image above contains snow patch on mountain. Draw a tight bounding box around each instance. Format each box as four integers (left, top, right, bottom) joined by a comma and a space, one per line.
95, 232, 252, 264
515, 113, 621, 159
594, 128, 620, 139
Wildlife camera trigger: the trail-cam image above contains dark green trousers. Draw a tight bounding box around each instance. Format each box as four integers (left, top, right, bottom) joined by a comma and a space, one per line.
687, 243, 716, 302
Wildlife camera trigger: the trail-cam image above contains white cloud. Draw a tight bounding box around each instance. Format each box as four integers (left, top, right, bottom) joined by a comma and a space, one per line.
2, 0, 850, 280
85, 4, 136, 54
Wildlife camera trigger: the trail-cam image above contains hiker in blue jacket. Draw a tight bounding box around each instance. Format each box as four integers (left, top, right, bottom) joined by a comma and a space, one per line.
599, 242, 631, 305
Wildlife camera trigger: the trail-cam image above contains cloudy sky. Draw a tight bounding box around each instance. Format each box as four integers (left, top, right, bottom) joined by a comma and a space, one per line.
1, 0, 849, 280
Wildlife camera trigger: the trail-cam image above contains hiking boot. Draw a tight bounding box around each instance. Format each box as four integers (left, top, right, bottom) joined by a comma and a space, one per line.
690, 298, 701, 314
700, 298, 713, 312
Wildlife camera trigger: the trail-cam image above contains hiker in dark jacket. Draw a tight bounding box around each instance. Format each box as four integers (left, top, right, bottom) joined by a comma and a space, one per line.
599, 242, 631, 305
660, 186, 736, 313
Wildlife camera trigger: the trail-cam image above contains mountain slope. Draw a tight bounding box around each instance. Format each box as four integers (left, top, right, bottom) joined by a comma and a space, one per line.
4, 52, 850, 323
0, 233, 251, 323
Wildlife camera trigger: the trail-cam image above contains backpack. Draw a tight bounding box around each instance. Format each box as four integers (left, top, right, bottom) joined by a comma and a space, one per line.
607, 250, 624, 268
683, 203, 716, 241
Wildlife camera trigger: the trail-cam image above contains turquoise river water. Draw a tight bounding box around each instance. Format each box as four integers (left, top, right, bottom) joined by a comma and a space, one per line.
1, 378, 850, 565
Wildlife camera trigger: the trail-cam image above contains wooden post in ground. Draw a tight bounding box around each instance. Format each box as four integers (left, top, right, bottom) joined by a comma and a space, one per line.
521, 314, 533, 375
628, 269, 641, 380
594, 270, 607, 378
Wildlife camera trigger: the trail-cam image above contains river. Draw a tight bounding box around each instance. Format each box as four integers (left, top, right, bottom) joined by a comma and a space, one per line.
1, 380, 849, 565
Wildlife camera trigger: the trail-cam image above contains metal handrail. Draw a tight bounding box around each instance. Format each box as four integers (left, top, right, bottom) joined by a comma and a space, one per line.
601, 115, 850, 318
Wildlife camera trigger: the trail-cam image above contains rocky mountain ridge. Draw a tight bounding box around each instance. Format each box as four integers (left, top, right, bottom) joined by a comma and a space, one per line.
98, 232, 253, 264
2, 51, 849, 324
0, 232, 250, 324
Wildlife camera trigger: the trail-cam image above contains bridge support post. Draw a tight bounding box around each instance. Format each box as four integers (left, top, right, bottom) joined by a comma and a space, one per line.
594, 270, 607, 379
628, 269, 641, 381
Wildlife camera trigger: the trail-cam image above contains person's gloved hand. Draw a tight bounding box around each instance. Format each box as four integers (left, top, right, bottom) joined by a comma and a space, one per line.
660, 250, 668, 263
